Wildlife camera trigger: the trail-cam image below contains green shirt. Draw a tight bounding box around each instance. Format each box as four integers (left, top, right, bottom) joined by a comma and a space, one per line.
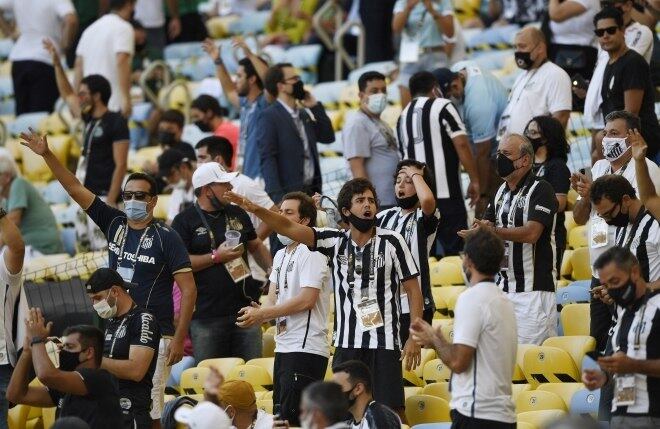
73, 0, 99, 26
175, 0, 202, 16
6, 177, 63, 255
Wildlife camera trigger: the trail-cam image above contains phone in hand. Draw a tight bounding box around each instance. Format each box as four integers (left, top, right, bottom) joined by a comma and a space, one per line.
579, 167, 592, 181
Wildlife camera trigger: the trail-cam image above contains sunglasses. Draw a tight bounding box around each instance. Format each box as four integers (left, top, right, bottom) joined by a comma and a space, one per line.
595, 26, 619, 37
122, 191, 152, 201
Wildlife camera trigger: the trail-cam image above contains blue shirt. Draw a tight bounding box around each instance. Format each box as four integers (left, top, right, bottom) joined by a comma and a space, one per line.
86, 198, 192, 336
394, 0, 453, 48
451, 61, 508, 145
240, 93, 269, 179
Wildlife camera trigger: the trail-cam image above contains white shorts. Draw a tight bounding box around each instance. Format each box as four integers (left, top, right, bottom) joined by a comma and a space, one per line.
150, 337, 172, 420
507, 291, 557, 345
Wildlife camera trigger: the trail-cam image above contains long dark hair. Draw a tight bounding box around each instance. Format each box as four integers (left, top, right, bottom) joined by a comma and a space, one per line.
528, 115, 570, 161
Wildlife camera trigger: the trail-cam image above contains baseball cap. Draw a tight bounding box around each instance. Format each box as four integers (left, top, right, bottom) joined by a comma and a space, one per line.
432, 68, 459, 95
85, 268, 130, 293
192, 162, 238, 190
174, 402, 232, 429
217, 380, 257, 411
157, 149, 186, 179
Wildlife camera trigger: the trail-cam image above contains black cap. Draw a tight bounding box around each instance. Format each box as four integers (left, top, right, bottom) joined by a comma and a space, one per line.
432, 68, 459, 95
157, 149, 185, 179
85, 268, 130, 294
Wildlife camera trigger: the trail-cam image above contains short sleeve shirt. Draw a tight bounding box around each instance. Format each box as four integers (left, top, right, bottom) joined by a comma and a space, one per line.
0, 248, 23, 366
86, 198, 192, 335
82, 111, 129, 196
393, 0, 454, 47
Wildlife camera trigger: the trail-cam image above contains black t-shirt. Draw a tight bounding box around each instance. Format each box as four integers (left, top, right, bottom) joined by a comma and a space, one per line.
534, 157, 570, 247
48, 368, 123, 429
104, 306, 160, 418
83, 112, 129, 195
601, 49, 659, 158
86, 197, 192, 335
171, 204, 258, 319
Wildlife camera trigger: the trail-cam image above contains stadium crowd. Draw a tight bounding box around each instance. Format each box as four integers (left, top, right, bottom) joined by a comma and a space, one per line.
0, 0, 660, 429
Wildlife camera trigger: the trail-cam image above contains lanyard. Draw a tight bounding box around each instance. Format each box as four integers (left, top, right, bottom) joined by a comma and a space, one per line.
116, 223, 151, 270
83, 119, 102, 160
108, 306, 136, 358
615, 206, 647, 249
275, 245, 299, 296
194, 203, 223, 251
361, 110, 398, 150
608, 160, 630, 175
616, 292, 649, 352
346, 237, 377, 295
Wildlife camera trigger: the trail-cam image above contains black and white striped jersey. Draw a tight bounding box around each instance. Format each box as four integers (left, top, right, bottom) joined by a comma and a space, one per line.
615, 210, 660, 282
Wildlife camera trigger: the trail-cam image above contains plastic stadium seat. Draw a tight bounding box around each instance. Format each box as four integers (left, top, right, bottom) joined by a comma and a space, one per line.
405, 395, 451, 425
42, 407, 56, 429
511, 383, 532, 403
284, 44, 323, 83
129, 146, 163, 173
410, 424, 452, 429
257, 398, 273, 413
568, 225, 588, 249
38, 112, 68, 135
405, 386, 423, 400
154, 194, 171, 220
516, 423, 535, 429
560, 304, 590, 336
523, 346, 580, 388
381, 105, 402, 129
431, 287, 466, 317
542, 336, 596, 371
180, 367, 211, 394
567, 189, 578, 211
556, 285, 590, 307
41, 180, 70, 205
431, 290, 449, 319
430, 261, 464, 286
569, 280, 591, 289
537, 383, 584, 410
431, 319, 454, 343
515, 390, 567, 413
246, 358, 275, 379
414, 348, 438, 378
422, 382, 451, 402
422, 359, 451, 383
513, 344, 535, 383
7, 404, 30, 429
560, 249, 573, 279
564, 211, 576, 234
517, 409, 567, 428
20, 134, 77, 182
339, 86, 360, 108
570, 248, 592, 280
227, 364, 273, 391
569, 388, 600, 417
262, 333, 275, 358
403, 365, 426, 388
198, 357, 245, 378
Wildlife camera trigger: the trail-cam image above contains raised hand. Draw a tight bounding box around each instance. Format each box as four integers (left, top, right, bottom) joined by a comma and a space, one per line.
19, 128, 50, 156
42, 38, 59, 64
202, 38, 221, 62
629, 128, 648, 161
25, 308, 52, 340
224, 191, 259, 213
231, 36, 252, 56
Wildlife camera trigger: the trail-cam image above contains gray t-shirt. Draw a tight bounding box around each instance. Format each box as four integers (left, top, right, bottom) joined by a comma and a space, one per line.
343, 110, 400, 206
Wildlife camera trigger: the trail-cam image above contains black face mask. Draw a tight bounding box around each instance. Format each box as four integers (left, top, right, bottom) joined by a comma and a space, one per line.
209, 193, 224, 211
496, 153, 520, 178
59, 349, 83, 371
348, 213, 376, 233
344, 387, 357, 408
529, 137, 545, 152
195, 120, 212, 133
608, 277, 637, 307
291, 80, 306, 100
514, 51, 534, 70
396, 194, 419, 210
605, 204, 629, 228
158, 130, 177, 147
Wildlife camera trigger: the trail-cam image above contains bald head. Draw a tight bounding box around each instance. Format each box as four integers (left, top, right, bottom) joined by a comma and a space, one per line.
514, 27, 547, 69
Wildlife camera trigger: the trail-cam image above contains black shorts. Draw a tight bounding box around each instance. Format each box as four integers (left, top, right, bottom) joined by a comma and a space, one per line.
450, 409, 516, 429
332, 348, 404, 409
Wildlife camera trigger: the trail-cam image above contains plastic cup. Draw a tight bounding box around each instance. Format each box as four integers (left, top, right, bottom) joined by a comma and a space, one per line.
225, 230, 241, 247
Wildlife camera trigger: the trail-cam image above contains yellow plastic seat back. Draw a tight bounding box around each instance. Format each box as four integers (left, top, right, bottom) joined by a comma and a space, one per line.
568, 225, 588, 249
404, 394, 451, 426
198, 357, 245, 378
522, 346, 580, 388
560, 304, 590, 336
430, 260, 464, 286
246, 357, 275, 379
422, 381, 451, 402
180, 367, 211, 394
570, 247, 591, 280
515, 390, 567, 413
422, 358, 451, 383
517, 409, 567, 428
227, 364, 273, 391
537, 382, 585, 409
542, 335, 596, 371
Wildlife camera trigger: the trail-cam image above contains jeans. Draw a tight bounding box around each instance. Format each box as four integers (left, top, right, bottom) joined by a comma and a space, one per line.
190, 316, 263, 363
167, 356, 195, 388
0, 364, 12, 429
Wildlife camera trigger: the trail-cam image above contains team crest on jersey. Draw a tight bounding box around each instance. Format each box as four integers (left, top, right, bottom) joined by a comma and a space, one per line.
113, 224, 125, 244
517, 197, 526, 209
116, 325, 127, 339
337, 255, 348, 265
375, 254, 385, 268
195, 227, 208, 236
142, 236, 154, 249
227, 217, 243, 231
119, 398, 132, 410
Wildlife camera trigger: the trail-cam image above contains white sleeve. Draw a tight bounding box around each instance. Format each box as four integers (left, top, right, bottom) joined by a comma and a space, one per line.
547, 69, 572, 113
269, 251, 284, 284
629, 26, 654, 63
452, 292, 482, 347
646, 160, 660, 195
55, 0, 75, 17
299, 250, 328, 290
113, 23, 135, 55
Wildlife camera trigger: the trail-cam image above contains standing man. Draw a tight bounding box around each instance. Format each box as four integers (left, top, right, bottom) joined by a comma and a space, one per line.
235, 192, 329, 426
0, 0, 77, 115
19, 130, 197, 427
497, 26, 572, 137
0, 207, 24, 429
225, 178, 423, 418
190, 95, 240, 167
171, 162, 272, 363
157, 149, 195, 225
202, 37, 268, 179
156, 109, 196, 160
411, 228, 517, 428
258, 63, 335, 203
134, 0, 181, 60
343, 71, 400, 208
461, 134, 558, 345
75, 0, 135, 117
583, 247, 660, 429
397, 71, 479, 257
86, 268, 160, 429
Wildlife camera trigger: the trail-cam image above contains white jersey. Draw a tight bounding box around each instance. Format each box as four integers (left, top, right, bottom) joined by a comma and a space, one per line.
0, 248, 25, 366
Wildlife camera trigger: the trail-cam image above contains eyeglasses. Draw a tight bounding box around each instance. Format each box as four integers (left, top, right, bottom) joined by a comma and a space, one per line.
595, 26, 619, 37
122, 191, 152, 201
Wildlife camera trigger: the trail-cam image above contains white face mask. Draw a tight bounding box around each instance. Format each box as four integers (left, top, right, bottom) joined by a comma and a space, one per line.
602, 137, 630, 161
366, 93, 387, 115
93, 290, 117, 319
277, 234, 294, 246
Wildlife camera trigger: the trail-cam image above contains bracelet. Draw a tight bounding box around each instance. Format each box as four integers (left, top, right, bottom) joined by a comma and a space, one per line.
30, 337, 46, 346
214, 57, 223, 66
211, 249, 219, 264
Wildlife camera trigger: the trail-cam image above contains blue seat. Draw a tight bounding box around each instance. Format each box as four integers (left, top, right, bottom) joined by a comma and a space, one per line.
227, 10, 270, 35
570, 388, 600, 417
8, 112, 49, 137
556, 285, 591, 306
569, 280, 591, 290
60, 227, 78, 256
164, 42, 205, 61
42, 181, 71, 205
411, 424, 452, 429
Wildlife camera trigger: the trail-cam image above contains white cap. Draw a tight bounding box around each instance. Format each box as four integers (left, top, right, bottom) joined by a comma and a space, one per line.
174, 402, 232, 429
192, 162, 238, 190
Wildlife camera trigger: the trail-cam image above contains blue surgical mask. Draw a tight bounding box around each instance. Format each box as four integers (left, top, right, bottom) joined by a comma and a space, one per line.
366, 93, 387, 115
124, 199, 149, 221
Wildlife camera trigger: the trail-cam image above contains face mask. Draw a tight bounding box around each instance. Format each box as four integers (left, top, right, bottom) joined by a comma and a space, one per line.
124, 199, 149, 221
608, 277, 637, 307
209, 190, 224, 211
348, 212, 376, 233
291, 80, 306, 100
605, 204, 630, 227
366, 93, 387, 115
529, 137, 545, 152
344, 386, 357, 408
514, 50, 534, 70
496, 153, 521, 178
602, 137, 630, 161
396, 194, 419, 209
93, 290, 118, 319
58, 349, 83, 371
277, 234, 294, 246
449, 95, 462, 106
158, 130, 177, 146
195, 120, 212, 133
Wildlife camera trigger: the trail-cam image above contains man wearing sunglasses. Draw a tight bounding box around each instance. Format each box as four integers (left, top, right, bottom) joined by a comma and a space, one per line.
19, 129, 197, 428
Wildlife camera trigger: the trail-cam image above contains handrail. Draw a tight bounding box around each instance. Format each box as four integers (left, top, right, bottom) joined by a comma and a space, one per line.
158, 79, 192, 122
312, 0, 345, 51
139, 60, 172, 107
334, 19, 365, 81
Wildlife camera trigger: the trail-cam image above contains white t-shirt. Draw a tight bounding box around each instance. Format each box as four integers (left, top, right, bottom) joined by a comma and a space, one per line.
135, 0, 166, 28
450, 281, 517, 423
549, 0, 599, 46
268, 244, 330, 357
587, 158, 660, 276
498, 61, 572, 136
230, 410, 273, 429
0, 248, 25, 366
1, 0, 75, 65
76, 14, 135, 112
166, 186, 195, 224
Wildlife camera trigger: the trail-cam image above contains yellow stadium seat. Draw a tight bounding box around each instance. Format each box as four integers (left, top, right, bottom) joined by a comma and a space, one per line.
422, 359, 451, 383
440, 255, 463, 268
153, 194, 170, 220
20, 134, 77, 182
257, 398, 273, 414
405, 386, 423, 401
570, 247, 591, 280
431, 289, 449, 319
198, 357, 245, 378
557, 279, 571, 289
560, 249, 573, 279
324, 356, 334, 381
560, 304, 590, 336
515, 390, 567, 413
422, 382, 451, 402
537, 383, 584, 409
567, 189, 578, 211
247, 358, 275, 379
42, 407, 56, 429
227, 364, 273, 391
432, 319, 454, 344
513, 344, 535, 383
517, 409, 567, 428
568, 225, 588, 249
5, 137, 22, 161
453, 0, 481, 22
542, 336, 596, 371
205, 15, 239, 38
25, 404, 42, 429
402, 366, 425, 387
432, 286, 466, 316
428, 256, 438, 264
262, 333, 275, 358
261, 390, 274, 399
129, 145, 163, 173
339, 85, 359, 108
430, 261, 464, 286
517, 423, 535, 429
264, 325, 277, 336
405, 394, 451, 425
413, 348, 438, 378
381, 105, 402, 129
523, 346, 580, 388
511, 383, 531, 403
38, 112, 68, 135
8, 404, 30, 429
564, 211, 577, 235
180, 367, 210, 394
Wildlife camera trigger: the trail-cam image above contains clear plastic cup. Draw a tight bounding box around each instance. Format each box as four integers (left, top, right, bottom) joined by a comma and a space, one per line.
225, 230, 241, 247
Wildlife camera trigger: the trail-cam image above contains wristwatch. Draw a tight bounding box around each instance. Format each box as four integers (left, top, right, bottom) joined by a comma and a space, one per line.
30, 337, 46, 346
214, 57, 224, 66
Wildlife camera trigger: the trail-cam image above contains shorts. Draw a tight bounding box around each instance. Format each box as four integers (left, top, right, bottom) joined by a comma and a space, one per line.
333, 348, 404, 409
150, 337, 172, 420
506, 291, 557, 345
398, 51, 448, 89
